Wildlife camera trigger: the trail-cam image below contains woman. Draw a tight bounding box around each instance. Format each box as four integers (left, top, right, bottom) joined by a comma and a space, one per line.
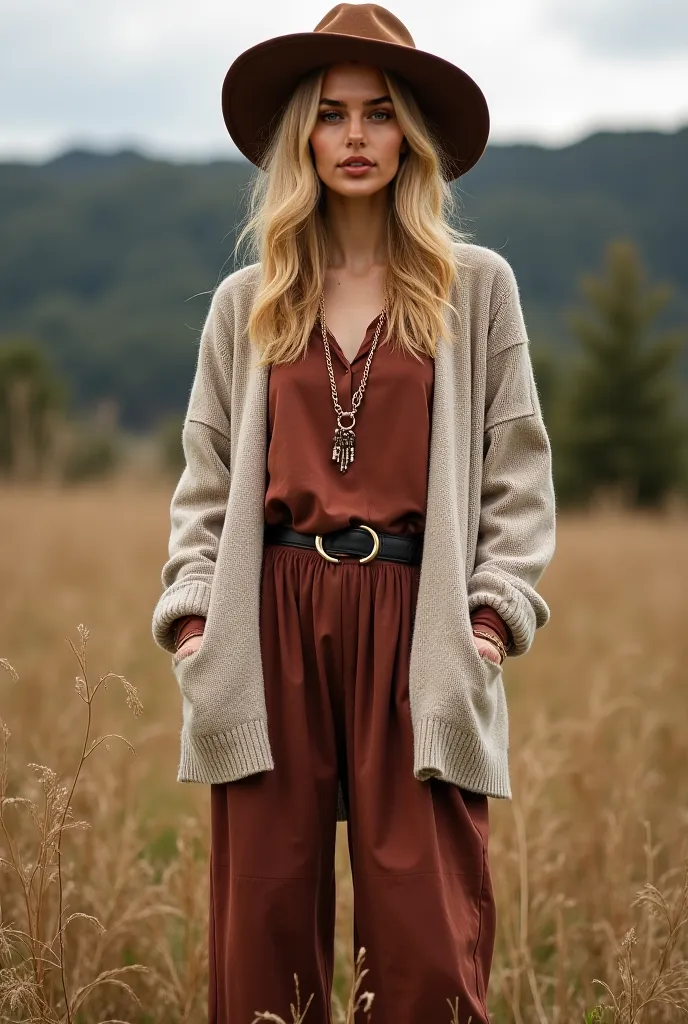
151, 4, 556, 1022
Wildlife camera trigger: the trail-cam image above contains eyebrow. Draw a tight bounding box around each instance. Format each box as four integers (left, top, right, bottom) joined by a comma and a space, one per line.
318, 95, 393, 107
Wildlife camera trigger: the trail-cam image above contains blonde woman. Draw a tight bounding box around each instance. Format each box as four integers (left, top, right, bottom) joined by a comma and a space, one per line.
152, 4, 556, 1022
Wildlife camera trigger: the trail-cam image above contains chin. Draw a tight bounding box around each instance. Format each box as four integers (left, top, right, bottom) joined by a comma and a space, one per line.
331, 182, 382, 198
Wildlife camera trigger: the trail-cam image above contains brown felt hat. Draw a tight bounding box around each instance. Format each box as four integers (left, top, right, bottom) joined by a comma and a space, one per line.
222, 3, 490, 181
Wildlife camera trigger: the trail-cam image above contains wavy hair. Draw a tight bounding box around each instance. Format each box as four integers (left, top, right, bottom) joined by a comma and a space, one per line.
234, 66, 470, 367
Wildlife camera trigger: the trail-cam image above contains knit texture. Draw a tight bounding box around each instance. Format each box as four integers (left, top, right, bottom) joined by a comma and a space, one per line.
152, 243, 556, 801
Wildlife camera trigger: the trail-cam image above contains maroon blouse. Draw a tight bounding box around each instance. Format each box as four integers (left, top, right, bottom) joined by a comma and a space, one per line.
264, 315, 433, 535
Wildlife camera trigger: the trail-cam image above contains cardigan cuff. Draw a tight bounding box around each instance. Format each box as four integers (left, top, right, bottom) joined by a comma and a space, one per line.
467, 570, 542, 657
470, 606, 511, 648
151, 579, 213, 653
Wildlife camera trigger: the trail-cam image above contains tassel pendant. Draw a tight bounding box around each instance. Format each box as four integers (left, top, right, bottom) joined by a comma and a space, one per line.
318, 292, 387, 476
332, 424, 355, 473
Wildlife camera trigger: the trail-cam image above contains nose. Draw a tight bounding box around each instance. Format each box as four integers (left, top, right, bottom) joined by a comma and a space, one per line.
346, 113, 366, 148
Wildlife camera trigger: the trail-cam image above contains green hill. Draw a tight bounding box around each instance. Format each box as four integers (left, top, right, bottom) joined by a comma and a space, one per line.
1, 126, 686, 429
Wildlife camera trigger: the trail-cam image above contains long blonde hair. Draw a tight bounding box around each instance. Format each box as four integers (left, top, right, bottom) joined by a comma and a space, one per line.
234, 66, 470, 367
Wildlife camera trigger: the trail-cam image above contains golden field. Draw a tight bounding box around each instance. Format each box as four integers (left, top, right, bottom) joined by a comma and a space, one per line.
1, 477, 687, 1024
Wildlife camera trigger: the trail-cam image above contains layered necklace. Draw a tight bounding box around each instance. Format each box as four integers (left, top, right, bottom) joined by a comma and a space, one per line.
318, 291, 388, 474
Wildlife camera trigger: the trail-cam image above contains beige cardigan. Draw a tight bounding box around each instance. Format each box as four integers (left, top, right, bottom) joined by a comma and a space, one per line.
151, 243, 556, 800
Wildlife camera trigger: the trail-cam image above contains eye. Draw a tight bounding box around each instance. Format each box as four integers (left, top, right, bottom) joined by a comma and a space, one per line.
320, 110, 342, 122
370, 110, 393, 120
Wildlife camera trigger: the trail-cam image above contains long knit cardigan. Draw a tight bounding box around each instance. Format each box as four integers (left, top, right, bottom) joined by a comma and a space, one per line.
151, 242, 557, 800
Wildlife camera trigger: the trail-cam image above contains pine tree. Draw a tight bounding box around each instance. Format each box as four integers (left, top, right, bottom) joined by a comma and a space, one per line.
559, 239, 688, 508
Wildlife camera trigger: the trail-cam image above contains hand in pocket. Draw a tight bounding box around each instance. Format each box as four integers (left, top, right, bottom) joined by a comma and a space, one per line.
175, 633, 203, 662
472, 634, 502, 665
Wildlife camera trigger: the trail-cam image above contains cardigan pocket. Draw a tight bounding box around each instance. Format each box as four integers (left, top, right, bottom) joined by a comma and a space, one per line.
171, 644, 206, 699
466, 641, 509, 755
467, 630, 504, 676
467, 635, 504, 698
171, 644, 204, 671
171, 645, 225, 737
473, 646, 504, 680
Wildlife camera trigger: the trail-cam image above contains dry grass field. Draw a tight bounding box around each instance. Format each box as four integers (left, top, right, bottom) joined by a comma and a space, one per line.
1, 477, 687, 1023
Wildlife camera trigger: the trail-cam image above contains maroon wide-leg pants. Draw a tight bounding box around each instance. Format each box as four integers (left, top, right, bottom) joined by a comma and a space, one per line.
208, 542, 496, 1024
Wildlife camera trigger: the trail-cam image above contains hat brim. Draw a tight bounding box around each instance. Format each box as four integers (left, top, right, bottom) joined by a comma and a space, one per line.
222, 32, 490, 180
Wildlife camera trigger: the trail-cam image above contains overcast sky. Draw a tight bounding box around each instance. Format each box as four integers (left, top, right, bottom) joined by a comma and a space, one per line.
1, 0, 687, 162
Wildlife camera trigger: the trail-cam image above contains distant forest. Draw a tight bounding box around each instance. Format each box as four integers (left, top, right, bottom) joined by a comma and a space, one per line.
1, 126, 686, 430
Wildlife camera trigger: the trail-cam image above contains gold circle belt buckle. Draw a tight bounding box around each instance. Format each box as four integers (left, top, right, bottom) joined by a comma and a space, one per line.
315, 524, 380, 564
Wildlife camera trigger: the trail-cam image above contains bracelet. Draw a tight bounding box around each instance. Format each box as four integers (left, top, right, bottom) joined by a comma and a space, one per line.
472, 629, 508, 663
176, 630, 204, 652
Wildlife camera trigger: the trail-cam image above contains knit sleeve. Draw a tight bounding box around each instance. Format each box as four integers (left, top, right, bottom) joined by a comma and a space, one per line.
151, 285, 234, 653
466, 266, 557, 657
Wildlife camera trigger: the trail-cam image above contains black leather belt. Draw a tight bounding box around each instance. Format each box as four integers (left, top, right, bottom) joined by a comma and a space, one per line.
263, 523, 423, 565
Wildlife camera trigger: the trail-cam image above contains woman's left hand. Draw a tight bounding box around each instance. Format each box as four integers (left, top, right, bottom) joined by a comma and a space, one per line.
473, 633, 503, 665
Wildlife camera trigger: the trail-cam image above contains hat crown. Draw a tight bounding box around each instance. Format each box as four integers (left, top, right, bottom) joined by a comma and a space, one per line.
313, 3, 416, 49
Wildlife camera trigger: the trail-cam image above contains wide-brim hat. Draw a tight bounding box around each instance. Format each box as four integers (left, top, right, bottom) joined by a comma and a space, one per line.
222, 3, 490, 181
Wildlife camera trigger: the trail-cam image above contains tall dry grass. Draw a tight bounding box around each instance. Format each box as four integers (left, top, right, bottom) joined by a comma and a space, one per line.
0, 478, 687, 1022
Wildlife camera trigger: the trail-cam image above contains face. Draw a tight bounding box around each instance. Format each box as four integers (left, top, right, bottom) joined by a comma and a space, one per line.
309, 62, 407, 198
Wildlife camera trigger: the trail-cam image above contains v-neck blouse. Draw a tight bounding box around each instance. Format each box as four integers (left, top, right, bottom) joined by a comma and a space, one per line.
264, 316, 435, 537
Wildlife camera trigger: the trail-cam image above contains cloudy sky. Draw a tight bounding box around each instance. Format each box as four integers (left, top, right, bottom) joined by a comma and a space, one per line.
1, 0, 687, 162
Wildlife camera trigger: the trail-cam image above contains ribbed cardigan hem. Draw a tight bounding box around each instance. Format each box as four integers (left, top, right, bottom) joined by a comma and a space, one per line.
177, 720, 274, 783
413, 715, 512, 799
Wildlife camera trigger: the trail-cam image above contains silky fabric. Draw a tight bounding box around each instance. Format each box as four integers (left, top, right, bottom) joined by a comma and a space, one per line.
264, 315, 434, 537
209, 542, 496, 1024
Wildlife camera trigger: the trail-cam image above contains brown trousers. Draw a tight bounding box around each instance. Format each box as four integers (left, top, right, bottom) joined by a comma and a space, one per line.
209, 542, 496, 1024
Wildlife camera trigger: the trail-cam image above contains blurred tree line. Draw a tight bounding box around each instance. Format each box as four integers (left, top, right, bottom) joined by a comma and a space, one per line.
1, 237, 686, 507
0, 127, 686, 432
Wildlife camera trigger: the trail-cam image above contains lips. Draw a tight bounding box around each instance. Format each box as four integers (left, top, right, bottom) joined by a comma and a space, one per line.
340, 157, 374, 167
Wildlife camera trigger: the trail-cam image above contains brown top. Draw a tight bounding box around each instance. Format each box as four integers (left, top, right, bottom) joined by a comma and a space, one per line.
264, 316, 434, 536
173, 315, 511, 653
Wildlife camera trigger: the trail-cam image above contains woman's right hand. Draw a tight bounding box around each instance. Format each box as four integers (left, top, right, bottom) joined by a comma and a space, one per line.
175, 633, 203, 661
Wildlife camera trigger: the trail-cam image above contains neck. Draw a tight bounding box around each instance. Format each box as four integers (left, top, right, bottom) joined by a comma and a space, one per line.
323, 188, 389, 275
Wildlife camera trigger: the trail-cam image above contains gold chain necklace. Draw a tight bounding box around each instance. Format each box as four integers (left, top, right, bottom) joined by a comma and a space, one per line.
318, 292, 387, 473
